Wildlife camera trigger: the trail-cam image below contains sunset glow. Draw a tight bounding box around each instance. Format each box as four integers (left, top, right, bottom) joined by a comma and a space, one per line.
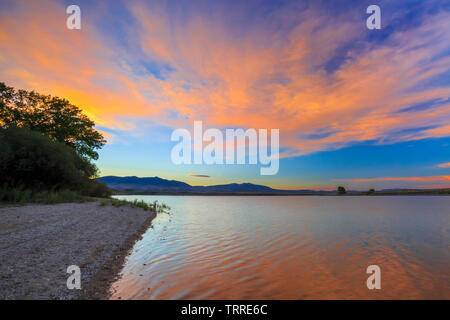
1, 0, 449, 189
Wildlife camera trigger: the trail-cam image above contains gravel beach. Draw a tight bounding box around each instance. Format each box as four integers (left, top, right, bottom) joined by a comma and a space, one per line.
0, 201, 156, 299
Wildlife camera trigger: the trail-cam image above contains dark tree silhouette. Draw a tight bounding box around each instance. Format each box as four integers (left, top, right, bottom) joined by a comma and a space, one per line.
0, 82, 105, 160
0, 83, 110, 197
337, 186, 346, 195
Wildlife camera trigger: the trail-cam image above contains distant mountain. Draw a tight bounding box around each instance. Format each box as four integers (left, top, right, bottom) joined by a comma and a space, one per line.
97, 176, 191, 192
97, 176, 450, 195
97, 176, 333, 194
191, 182, 274, 193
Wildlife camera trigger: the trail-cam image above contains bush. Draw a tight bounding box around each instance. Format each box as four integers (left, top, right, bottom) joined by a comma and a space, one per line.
0, 127, 111, 198
0, 127, 88, 189
82, 179, 112, 198
337, 186, 346, 195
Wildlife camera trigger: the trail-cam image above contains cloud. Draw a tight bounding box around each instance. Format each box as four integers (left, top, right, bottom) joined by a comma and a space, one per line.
336, 176, 450, 183
438, 162, 450, 168
1, 0, 449, 158
0, 0, 160, 130
188, 174, 211, 178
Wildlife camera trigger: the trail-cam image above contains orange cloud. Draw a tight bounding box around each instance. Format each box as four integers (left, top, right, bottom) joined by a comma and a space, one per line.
438, 162, 450, 168
117, 3, 450, 156
1, 1, 449, 157
336, 176, 450, 183
0, 0, 159, 130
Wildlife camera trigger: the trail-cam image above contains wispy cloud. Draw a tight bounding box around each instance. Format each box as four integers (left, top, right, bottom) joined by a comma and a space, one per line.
336, 175, 450, 182
1, 0, 449, 158
438, 162, 450, 168
188, 174, 211, 178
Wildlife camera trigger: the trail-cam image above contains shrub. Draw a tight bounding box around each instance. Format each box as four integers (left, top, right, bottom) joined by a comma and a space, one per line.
0, 127, 111, 198
0, 127, 88, 189
81, 179, 112, 198
337, 186, 347, 195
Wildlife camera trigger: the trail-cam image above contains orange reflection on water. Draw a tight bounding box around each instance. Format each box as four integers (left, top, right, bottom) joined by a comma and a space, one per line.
110, 196, 450, 300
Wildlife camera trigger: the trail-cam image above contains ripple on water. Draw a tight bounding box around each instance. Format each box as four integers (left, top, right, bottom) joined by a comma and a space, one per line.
110, 196, 450, 300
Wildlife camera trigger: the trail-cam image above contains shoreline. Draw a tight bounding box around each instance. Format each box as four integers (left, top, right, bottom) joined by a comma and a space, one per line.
0, 201, 156, 300
113, 192, 450, 196
79, 211, 155, 299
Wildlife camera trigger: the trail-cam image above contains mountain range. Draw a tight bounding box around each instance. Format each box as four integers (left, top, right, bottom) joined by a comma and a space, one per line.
97, 176, 334, 194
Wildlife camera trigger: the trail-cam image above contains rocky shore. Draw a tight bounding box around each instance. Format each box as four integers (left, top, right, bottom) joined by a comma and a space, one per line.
0, 201, 156, 299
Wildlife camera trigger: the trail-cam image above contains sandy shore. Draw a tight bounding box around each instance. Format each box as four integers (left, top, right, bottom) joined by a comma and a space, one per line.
0, 201, 155, 299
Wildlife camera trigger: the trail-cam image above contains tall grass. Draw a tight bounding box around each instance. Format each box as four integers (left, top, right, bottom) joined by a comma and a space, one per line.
0, 186, 90, 205
0, 186, 171, 215
101, 198, 170, 214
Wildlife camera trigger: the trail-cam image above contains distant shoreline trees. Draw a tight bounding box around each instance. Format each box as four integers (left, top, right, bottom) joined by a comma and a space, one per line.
337, 186, 346, 195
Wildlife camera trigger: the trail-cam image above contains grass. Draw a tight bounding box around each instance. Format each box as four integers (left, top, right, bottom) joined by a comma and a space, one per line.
0, 187, 171, 217
100, 198, 170, 214
0, 187, 91, 205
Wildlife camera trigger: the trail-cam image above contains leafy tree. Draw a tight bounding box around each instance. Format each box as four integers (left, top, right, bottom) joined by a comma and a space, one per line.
0, 126, 94, 189
0, 83, 110, 198
367, 188, 375, 195
0, 82, 105, 160
0, 126, 110, 196
337, 186, 346, 195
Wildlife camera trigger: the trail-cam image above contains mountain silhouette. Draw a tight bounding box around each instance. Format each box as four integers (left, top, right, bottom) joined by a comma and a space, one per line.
97, 176, 334, 194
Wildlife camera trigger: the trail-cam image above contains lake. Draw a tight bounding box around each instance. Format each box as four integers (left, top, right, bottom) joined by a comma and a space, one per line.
110, 195, 450, 299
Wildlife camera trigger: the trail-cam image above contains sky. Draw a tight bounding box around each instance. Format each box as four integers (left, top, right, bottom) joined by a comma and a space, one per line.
0, 0, 449, 190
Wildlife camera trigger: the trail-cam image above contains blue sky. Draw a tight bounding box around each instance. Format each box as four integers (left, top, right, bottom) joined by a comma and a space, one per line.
0, 0, 449, 189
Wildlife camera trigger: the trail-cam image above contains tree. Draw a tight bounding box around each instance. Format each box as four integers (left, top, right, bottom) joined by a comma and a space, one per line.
0, 82, 105, 160
337, 186, 346, 195
0, 126, 111, 197
367, 188, 375, 195
0, 126, 95, 189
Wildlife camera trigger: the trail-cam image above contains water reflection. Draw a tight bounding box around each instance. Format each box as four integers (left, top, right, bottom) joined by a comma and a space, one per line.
110, 196, 450, 299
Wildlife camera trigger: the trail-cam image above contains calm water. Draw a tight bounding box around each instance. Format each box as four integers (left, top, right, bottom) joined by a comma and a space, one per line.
110, 196, 450, 299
